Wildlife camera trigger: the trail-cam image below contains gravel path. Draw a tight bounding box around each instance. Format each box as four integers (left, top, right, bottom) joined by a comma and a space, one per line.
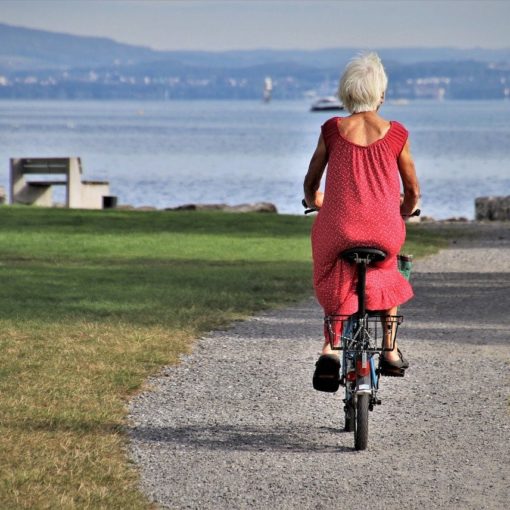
129, 222, 510, 510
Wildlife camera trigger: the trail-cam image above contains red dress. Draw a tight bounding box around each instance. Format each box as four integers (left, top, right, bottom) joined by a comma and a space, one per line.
312, 117, 414, 318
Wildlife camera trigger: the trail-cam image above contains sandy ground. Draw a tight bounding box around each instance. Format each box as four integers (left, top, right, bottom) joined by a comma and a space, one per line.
129, 222, 510, 510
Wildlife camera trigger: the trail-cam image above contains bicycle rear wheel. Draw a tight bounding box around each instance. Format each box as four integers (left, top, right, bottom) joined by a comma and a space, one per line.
355, 394, 369, 450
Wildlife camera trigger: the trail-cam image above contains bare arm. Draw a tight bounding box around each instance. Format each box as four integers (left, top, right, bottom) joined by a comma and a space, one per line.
303, 134, 328, 208
398, 140, 420, 216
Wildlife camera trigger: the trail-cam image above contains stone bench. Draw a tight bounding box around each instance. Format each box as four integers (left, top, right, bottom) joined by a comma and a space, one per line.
10, 158, 110, 209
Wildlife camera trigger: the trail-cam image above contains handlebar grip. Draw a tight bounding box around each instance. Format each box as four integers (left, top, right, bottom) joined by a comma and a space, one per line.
302, 198, 318, 214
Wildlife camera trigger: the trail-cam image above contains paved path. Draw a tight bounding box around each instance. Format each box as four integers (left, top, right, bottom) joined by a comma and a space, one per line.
129, 223, 510, 510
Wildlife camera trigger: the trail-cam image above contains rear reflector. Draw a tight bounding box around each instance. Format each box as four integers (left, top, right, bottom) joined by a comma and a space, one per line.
356, 359, 370, 377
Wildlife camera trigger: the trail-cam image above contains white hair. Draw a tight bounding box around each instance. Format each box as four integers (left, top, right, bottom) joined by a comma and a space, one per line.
338, 52, 388, 113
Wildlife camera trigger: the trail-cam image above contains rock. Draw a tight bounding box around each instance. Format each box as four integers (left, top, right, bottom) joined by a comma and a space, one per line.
224, 202, 278, 213
136, 206, 158, 211
0, 186, 5, 204
475, 196, 510, 221
166, 203, 227, 212
443, 216, 469, 223
419, 216, 437, 223
165, 202, 278, 213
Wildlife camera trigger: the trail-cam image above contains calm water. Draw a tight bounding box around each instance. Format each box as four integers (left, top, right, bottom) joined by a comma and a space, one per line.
1, 100, 509, 218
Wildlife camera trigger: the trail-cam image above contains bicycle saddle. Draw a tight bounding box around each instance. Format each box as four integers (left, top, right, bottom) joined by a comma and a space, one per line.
340, 247, 387, 264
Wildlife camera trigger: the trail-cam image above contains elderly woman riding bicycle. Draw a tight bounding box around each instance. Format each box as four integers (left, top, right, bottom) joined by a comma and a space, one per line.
304, 52, 420, 387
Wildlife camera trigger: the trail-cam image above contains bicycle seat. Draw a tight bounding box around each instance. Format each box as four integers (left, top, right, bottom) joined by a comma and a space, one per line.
340, 247, 387, 264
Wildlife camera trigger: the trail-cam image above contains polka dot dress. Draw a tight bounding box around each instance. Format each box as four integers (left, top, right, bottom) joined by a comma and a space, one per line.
312, 117, 414, 320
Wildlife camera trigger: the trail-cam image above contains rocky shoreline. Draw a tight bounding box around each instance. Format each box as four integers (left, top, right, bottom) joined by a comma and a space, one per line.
116, 201, 279, 213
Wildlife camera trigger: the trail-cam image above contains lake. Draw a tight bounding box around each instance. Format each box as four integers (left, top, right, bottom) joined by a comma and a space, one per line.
1, 99, 509, 218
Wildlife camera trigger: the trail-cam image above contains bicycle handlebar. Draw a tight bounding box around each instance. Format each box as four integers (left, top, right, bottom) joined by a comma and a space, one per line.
302, 198, 421, 218
402, 209, 421, 218
302, 198, 317, 214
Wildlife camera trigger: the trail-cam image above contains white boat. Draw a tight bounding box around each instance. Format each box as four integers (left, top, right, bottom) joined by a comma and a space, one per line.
263, 76, 273, 103
310, 96, 344, 112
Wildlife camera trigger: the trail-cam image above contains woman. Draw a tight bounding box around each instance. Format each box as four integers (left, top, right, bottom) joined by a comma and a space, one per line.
303, 52, 420, 389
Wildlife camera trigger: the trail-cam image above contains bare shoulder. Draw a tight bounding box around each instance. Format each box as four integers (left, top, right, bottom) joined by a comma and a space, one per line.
373, 114, 391, 129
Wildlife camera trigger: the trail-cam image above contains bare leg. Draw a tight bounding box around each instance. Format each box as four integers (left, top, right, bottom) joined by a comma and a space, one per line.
321, 340, 336, 355
382, 306, 401, 362
321, 321, 340, 356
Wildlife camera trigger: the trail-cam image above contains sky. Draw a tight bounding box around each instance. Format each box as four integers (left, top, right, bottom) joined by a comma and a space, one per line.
0, 0, 509, 51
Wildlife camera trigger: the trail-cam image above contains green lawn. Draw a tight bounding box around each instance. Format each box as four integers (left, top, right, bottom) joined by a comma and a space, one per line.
0, 207, 446, 509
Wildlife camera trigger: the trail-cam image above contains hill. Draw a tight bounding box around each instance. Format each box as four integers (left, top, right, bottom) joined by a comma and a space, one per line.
0, 23, 509, 100
0, 22, 160, 70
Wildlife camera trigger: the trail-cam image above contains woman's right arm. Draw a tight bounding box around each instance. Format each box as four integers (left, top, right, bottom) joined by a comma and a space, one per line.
303, 134, 328, 208
398, 140, 420, 216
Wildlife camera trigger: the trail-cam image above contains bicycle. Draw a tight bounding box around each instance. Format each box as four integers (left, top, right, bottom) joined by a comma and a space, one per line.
303, 199, 419, 450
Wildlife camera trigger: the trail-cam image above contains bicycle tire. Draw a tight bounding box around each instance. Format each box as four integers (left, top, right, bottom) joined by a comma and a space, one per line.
355, 394, 369, 450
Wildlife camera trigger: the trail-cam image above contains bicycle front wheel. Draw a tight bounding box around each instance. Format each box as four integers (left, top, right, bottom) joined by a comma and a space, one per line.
355, 394, 369, 450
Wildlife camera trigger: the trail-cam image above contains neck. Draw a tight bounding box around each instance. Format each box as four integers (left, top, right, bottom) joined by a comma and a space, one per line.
351, 110, 378, 118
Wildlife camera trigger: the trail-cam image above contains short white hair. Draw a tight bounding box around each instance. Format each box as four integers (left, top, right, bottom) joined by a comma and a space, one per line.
338, 52, 388, 113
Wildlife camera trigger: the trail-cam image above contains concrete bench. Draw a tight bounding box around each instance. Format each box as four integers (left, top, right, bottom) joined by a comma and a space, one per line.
10, 158, 110, 209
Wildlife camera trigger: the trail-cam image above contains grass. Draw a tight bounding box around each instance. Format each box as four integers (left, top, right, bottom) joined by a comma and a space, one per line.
0, 207, 447, 509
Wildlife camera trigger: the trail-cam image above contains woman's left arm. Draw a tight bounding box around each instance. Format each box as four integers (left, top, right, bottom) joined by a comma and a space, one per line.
303, 133, 328, 208
398, 139, 420, 216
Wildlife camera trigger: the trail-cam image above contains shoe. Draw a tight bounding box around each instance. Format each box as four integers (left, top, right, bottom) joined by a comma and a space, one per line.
313, 354, 341, 392
381, 349, 409, 369
379, 349, 409, 377
397, 349, 409, 369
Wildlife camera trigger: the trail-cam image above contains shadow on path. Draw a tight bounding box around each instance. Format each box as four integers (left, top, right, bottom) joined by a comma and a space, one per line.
129, 423, 352, 454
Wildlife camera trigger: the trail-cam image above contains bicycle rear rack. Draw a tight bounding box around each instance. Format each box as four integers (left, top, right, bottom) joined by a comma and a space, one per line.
325, 314, 403, 352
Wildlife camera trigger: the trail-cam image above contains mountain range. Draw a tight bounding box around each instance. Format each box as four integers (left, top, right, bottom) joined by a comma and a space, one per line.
0, 22, 509, 100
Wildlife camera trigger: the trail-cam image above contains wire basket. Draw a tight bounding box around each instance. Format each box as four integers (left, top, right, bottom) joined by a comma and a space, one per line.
324, 314, 403, 352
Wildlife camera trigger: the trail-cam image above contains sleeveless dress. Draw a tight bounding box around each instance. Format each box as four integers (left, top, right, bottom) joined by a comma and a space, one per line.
311, 116, 414, 318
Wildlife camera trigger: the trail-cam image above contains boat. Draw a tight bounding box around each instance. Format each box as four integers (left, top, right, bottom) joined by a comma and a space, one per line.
310, 96, 344, 112
263, 77, 273, 103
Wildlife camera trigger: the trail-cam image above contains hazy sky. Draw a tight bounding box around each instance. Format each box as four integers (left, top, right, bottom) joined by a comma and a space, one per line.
1, 0, 509, 51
